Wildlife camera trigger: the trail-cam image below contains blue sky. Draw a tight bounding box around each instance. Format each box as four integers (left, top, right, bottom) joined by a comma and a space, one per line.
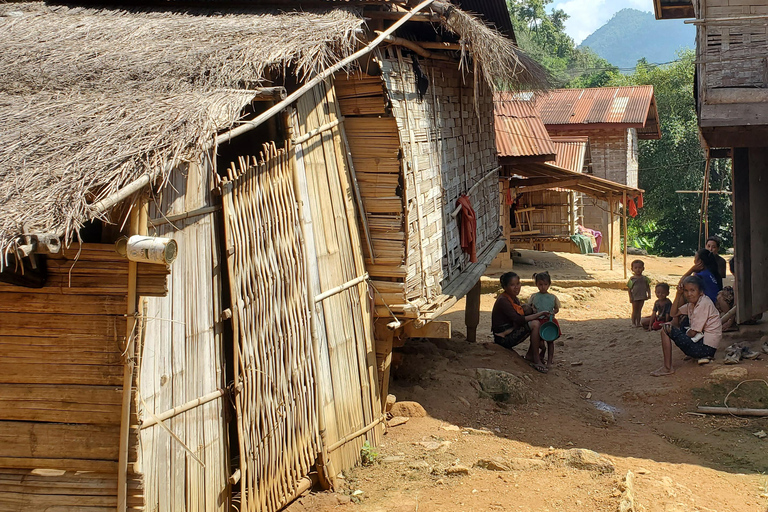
551, 0, 654, 44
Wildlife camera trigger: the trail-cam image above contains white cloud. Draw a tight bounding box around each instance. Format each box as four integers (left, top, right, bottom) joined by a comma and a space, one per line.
551, 0, 654, 44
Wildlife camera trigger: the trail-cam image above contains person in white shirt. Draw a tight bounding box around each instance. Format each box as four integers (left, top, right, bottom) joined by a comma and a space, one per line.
651, 275, 722, 377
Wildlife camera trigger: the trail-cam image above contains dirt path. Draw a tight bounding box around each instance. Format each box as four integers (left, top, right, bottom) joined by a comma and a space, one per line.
288, 253, 768, 512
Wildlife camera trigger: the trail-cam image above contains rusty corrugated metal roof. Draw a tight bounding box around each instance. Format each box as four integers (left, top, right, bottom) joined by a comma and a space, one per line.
535, 86, 662, 139
494, 93, 556, 159
551, 136, 589, 174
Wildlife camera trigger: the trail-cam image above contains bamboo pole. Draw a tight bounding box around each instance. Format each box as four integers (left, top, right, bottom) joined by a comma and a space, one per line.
375, 32, 452, 61
326, 416, 386, 453
609, 194, 614, 270
314, 273, 369, 303
622, 191, 628, 280
214, 0, 438, 146
118, 199, 144, 512
697, 406, 768, 416
139, 388, 228, 429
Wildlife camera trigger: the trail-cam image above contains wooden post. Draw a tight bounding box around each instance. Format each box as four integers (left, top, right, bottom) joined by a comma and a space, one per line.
118, 199, 145, 512
608, 194, 614, 270
732, 148, 751, 323
374, 320, 395, 412
465, 280, 482, 343
622, 191, 628, 280
569, 192, 576, 234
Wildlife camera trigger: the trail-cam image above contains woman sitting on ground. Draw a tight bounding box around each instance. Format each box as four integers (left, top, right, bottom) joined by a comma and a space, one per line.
651, 275, 722, 377
670, 248, 723, 317
491, 272, 551, 374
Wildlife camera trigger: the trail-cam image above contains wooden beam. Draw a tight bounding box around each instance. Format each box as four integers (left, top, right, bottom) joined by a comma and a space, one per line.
376, 32, 452, 61
464, 281, 481, 343
609, 194, 614, 269
622, 191, 628, 280
514, 178, 588, 194
732, 148, 751, 323
365, 11, 441, 23
403, 320, 451, 339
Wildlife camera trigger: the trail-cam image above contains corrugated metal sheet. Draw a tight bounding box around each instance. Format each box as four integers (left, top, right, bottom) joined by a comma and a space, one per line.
535, 86, 661, 139
551, 136, 589, 174
457, 0, 515, 40
494, 93, 556, 159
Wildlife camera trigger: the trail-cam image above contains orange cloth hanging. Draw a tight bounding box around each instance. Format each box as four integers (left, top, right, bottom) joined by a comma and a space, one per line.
637, 193, 644, 209
456, 195, 478, 263
627, 198, 638, 218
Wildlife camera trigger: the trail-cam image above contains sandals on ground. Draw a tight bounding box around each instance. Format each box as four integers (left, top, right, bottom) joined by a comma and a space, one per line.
529, 361, 548, 374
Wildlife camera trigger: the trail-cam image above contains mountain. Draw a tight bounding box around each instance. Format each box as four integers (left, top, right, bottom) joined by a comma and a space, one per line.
579, 8, 694, 70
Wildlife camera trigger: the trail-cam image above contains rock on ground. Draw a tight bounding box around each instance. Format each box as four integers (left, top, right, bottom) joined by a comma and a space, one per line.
474, 457, 511, 471
474, 368, 531, 404
445, 464, 470, 476
390, 401, 427, 418
548, 448, 615, 474
708, 366, 748, 382
385, 394, 397, 412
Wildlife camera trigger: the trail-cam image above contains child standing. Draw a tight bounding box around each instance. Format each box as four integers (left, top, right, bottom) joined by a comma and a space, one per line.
529, 271, 561, 366
641, 282, 672, 331
627, 259, 651, 327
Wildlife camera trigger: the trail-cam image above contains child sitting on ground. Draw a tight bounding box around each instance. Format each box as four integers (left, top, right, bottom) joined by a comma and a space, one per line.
529, 271, 561, 367
641, 283, 672, 331
627, 259, 652, 328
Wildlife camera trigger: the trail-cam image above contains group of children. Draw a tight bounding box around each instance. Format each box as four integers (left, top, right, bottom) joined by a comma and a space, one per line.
627, 259, 673, 330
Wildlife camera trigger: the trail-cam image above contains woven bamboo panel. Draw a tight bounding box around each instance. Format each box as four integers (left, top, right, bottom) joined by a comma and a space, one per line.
139, 160, 229, 512
381, 50, 500, 303
293, 79, 382, 475
220, 144, 316, 512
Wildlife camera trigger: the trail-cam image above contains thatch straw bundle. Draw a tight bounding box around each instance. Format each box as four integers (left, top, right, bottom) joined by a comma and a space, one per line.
0, 3, 364, 255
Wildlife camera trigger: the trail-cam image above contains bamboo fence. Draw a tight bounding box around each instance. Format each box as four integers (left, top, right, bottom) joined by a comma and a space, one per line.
219, 143, 318, 512
139, 159, 229, 512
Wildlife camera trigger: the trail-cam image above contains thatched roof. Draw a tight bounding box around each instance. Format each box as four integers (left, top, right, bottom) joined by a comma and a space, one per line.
0, 1, 545, 256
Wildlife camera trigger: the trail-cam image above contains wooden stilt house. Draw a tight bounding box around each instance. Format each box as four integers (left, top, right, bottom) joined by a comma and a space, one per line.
0, 1, 544, 511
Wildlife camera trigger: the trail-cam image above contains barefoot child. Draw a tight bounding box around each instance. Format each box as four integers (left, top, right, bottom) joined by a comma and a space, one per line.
641, 282, 672, 331
651, 275, 722, 377
529, 271, 561, 366
627, 259, 651, 327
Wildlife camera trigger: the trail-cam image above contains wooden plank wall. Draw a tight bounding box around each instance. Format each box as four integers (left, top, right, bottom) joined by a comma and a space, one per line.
381, 50, 500, 303
701, 0, 768, 89
293, 79, 382, 477
335, 73, 408, 309
0, 244, 167, 511
140, 161, 229, 512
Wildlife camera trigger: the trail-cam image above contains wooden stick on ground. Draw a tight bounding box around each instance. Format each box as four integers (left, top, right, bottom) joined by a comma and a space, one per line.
697, 406, 768, 417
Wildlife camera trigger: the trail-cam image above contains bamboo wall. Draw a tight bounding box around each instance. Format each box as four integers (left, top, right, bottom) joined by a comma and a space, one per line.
380, 50, 500, 304
216, 78, 381, 512
0, 245, 167, 511
293, 80, 382, 477
139, 160, 229, 512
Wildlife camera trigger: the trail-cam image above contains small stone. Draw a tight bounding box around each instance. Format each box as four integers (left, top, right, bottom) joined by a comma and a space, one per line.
475, 457, 511, 471
388, 416, 410, 428
636, 468, 651, 475
600, 410, 616, 424
571, 361, 583, 366
385, 394, 397, 412
463, 427, 493, 435
409, 460, 431, 471
436, 479, 445, 485
708, 366, 748, 382
442, 424, 461, 432
351, 490, 364, 497
446, 464, 470, 476
474, 368, 531, 404
457, 396, 471, 407
417, 440, 451, 452
550, 448, 615, 474
390, 401, 427, 418
753, 430, 767, 439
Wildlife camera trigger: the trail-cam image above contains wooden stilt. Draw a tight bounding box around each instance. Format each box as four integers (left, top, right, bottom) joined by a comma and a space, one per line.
374, 320, 395, 412
465, 280, 482, 343
608, 194, 614, 271
622, 191, 628, 280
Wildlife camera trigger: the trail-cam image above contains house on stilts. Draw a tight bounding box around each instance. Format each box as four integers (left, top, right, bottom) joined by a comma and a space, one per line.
654, 0, 768, 322
0, 1, 544, 511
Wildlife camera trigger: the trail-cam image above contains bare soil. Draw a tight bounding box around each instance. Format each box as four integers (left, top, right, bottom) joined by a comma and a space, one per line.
288, 253, 768, 512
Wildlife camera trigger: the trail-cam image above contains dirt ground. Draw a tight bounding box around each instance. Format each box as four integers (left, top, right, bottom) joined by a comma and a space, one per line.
288, 252, 768, 512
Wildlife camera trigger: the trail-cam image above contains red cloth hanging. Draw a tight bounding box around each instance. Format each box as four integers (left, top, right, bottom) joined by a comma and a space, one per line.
505, 188, 514, 206
456, 194, 478, 263
627, 198, 638, 218
637, 193, 644, 209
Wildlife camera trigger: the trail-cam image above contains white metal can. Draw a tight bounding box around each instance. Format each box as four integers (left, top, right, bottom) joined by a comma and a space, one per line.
115, 235, 178, 265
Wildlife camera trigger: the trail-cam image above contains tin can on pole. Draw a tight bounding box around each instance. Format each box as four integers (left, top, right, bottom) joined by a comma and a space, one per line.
115, 236, 178, 265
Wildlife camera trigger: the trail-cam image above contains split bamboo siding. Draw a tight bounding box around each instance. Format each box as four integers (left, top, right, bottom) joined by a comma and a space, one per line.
217, 78, 381, 512
0, 244, 167, 511
140, 160, 229, 512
